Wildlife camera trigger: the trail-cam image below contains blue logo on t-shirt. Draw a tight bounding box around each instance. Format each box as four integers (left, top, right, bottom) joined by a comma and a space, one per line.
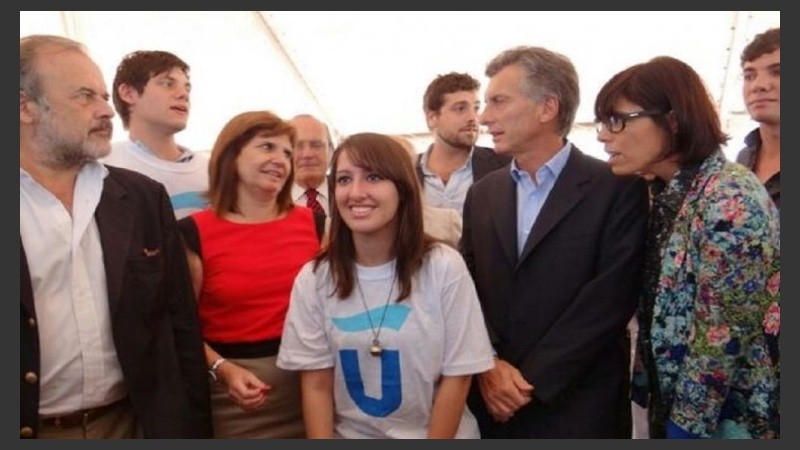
333, 305, 411, 417
171, 191, 208, 212
331, 305, 410, 332
340, 349, 401, 417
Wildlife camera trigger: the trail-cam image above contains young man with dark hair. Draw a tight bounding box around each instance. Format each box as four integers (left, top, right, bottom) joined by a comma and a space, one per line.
103, 50, 209, 219
417, 72, 510, 215
737, 27, 780, 210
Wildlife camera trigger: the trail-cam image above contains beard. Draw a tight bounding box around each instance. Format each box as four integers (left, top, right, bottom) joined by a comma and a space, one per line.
436, 129, 476, 150
33, 104, 112, 169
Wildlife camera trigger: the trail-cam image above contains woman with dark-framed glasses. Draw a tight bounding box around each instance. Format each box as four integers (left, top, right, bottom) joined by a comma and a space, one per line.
594, 56, 779, 439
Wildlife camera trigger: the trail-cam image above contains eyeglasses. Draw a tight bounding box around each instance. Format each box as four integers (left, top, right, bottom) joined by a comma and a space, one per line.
595, 110, 667, 134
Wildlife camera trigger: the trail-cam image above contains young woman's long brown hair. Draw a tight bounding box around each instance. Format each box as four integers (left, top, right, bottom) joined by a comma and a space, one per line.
314, 132, 435, 301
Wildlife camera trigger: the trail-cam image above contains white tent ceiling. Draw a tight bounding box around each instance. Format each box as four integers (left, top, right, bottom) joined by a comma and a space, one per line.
21, 11, 779, 160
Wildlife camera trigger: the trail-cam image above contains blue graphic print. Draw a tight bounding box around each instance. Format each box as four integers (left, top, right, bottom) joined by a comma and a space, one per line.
332, 304, 410, 332
340, 350, 401, 417
333, 304, 411, 417
171, 191, 208, 212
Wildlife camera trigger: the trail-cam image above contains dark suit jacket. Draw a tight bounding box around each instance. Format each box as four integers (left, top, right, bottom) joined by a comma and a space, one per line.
415, 145, 512, 190
460, 147, 648, 438
20, 166, 212, 438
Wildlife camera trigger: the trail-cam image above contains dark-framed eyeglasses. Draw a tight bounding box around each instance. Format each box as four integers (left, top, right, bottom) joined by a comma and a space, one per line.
595, 110, 667, 134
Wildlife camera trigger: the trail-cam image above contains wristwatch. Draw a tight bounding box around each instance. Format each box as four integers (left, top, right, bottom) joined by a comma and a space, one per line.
208, 357, 227, 382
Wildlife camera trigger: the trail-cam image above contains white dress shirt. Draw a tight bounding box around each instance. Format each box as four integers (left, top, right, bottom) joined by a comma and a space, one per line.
20, 162, 126, 416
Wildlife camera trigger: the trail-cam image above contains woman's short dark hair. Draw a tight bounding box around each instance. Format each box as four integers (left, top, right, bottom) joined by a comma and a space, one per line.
594, 56, 728, 165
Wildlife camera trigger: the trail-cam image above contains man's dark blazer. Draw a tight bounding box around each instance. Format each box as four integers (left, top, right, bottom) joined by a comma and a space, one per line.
20, 166, 212, 438
460, 146, 648, 438
415, 145, 512, 191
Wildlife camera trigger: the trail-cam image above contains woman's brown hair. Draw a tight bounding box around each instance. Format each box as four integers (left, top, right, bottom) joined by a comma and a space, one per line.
207, 110, 296, 215
315, 132, 435, 301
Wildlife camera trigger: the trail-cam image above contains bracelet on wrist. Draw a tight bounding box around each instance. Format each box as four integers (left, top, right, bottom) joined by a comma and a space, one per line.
208, 357, 227, 382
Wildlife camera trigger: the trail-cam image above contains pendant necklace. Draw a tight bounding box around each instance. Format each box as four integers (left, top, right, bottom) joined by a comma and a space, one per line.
355, 270, 397, 357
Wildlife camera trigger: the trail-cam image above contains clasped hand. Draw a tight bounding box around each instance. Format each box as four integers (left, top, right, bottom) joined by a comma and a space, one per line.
478, 358, 534, 423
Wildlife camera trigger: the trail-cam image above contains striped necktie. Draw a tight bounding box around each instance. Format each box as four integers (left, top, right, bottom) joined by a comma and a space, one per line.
305, 188, 326, 217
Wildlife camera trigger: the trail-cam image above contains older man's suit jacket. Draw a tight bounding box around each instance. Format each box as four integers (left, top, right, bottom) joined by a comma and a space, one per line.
461, 147, 648, 438
20, 166, 212, 438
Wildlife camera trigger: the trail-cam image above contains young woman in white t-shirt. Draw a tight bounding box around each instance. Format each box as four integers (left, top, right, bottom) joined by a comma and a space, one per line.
277, 132, 494, 439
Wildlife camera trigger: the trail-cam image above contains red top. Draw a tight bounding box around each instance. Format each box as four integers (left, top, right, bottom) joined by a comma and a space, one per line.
192, 206, 320, 343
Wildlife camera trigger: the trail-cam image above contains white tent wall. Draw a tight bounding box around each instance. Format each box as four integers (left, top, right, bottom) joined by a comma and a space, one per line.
21, 11, 779, 161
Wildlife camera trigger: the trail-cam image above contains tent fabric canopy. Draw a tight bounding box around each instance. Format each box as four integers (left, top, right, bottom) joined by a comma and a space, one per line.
20, 11, 779, 160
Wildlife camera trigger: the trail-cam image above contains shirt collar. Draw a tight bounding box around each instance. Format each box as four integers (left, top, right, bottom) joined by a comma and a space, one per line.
509, 140, 572, 183
21, 160, 108, 183
132, 139, 193, 162
419, 144, 475, 176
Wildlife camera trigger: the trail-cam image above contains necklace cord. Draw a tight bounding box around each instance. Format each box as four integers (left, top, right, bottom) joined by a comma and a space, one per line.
355, 270, 397, 344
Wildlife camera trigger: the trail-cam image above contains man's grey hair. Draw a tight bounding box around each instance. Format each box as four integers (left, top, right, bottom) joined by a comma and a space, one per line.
21, 35, 87, 103
486, 46, 580, 137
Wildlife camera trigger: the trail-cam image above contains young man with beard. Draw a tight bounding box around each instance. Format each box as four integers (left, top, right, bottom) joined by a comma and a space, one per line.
416, 72, 510, 215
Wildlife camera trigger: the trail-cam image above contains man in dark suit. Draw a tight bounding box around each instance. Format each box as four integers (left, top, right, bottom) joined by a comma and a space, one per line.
415, 72, 511, 215
20, 35, 212, 439
461, 46, 649, 438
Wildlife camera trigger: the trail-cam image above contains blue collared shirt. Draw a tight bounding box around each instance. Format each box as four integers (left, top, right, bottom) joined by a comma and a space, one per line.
510, 142, 572, 256
419, 146, 476, 215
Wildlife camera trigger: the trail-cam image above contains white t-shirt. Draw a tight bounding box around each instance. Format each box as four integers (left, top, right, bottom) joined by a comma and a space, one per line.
278, 244, 494, 438
102, 140, 209, 219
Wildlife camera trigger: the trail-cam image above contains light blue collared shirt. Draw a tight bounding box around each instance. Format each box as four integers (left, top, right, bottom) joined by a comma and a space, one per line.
419, 146, 476, 215
510, 142, 572, 256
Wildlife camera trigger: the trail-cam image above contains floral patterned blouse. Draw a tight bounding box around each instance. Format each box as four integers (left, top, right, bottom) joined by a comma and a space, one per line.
638, 150, 780, 438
